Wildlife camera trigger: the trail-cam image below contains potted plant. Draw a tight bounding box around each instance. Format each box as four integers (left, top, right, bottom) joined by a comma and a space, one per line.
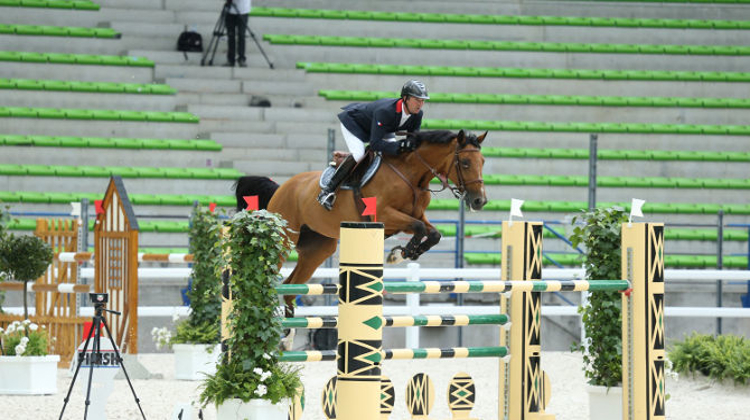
0, 233, 58, 395
152, 205, 224, 380
0, 234, 54, 319
200, 210, 302, 420
569, 207, 629, 420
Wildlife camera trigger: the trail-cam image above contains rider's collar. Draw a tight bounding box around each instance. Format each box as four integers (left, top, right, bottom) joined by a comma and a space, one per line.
396, 98, 404, 114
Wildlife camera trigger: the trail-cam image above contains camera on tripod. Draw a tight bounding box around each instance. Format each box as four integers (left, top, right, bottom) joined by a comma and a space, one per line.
90, 292, 108, 304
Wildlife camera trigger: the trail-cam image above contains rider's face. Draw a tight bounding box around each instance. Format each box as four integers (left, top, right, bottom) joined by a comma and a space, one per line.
404, 96, 425, 114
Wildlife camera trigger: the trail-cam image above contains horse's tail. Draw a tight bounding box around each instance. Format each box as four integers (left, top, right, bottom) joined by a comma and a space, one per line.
233, 176, 279, 212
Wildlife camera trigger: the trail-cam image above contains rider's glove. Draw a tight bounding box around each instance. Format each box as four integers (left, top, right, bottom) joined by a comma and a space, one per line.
398, 138, 418, 154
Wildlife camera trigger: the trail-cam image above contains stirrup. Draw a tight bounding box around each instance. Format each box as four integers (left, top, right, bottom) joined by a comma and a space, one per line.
317, 190, 336, 210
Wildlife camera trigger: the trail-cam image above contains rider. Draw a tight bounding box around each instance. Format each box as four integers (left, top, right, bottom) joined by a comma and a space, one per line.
317, 80, 430, 210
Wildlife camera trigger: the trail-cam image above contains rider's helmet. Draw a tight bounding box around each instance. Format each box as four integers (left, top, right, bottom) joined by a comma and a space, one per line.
400, 80, 430, 100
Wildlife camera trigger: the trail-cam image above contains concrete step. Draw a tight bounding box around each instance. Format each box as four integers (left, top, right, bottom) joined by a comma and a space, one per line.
218, 147, 327, 162
209, 132, 333, 150
111, 16, 750, 47
481, 184, 749, 205
128, 49, 276, 69
174, 92, 326, 108
154, 64, 305, 82
0, 176, 236, 196
0, 118, 200, 139
483, 157, 750, 180
233, 160, 317, 177
305, 73, 750, 100
446, 130, 750, 153
186, 104, 334, 123
0, 62, 154, 84
0, 90, 178, 112
0, 146, 217, 168
266, 45, 750, 73
198, 119, 336, 135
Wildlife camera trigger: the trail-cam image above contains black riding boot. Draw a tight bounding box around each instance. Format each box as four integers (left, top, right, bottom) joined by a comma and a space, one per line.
317, 155, 357, 210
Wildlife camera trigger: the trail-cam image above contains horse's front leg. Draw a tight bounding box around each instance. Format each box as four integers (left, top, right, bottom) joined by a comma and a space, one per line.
381, 208, 429, 263
413, 219, 441, 258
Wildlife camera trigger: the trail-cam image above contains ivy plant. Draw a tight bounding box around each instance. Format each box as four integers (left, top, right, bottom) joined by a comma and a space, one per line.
0, 234, 54, 320
200, 210, 301, 407
0, 204, 10, 310
569, 207, 629, 388
669, 333, 750, 385
173, 206, 224, 345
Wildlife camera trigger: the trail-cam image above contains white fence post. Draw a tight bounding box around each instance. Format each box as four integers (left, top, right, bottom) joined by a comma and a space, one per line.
406, 262, 420, 349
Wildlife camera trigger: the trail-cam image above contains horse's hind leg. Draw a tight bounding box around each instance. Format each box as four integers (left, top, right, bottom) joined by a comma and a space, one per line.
283, 225, 338, 317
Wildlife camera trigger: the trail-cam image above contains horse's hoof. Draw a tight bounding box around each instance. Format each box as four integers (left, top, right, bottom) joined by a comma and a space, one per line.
387, 249, 405, 264
280, 328, 296, 351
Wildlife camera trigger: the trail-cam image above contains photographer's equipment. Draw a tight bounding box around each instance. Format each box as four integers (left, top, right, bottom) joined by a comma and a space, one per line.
201, 2, 274, 69
59, 293, 147, 420
177, 25, 204, 61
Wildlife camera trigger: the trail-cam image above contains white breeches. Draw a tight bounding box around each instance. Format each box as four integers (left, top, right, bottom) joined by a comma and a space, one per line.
341, 123, 366, 162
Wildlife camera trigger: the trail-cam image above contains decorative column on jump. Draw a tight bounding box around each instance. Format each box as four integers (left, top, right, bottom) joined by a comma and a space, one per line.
621, 223, 665, 420
336, 222, 385, 420
499, 221, 554, 420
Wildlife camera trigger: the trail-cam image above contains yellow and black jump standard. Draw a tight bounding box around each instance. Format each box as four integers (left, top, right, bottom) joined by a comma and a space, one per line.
499, 221, 554, 420
621, 223, 666, 420
336, 222, 385, 420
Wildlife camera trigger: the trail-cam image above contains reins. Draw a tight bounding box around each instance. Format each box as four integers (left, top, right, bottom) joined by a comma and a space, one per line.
385, 141, 483, 215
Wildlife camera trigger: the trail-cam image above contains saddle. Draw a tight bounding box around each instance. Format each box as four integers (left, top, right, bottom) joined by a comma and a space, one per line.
319, 149, 382, 190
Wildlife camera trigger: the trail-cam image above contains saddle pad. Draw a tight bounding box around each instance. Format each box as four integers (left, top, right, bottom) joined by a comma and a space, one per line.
318, 154, 382, 190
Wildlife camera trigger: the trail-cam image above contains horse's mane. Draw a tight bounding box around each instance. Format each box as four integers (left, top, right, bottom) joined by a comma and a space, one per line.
407, 130, 482, 149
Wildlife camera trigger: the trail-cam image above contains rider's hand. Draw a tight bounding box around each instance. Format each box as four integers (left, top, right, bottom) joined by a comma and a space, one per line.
398, 138, 418, 154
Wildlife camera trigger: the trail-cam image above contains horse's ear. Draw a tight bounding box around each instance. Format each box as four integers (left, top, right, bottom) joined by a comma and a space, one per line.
477, 131, 488, 144
457, 129, 466, 144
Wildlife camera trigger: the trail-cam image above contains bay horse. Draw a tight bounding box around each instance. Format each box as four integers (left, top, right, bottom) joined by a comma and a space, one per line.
234, 129, 487, 316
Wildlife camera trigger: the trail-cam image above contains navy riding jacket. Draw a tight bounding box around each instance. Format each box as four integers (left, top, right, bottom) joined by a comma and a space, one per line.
337, 98, 423, 155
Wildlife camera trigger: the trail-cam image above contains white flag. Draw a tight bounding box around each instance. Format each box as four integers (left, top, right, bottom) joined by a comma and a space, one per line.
629, 198, 646, 225
70, 202, 81, 218
630, 198, 645, 218
510, 198, 524, 218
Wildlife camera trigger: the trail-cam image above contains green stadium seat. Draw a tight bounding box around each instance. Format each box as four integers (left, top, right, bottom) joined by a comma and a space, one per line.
79, 166, 111, 177
54, 166, 84, 177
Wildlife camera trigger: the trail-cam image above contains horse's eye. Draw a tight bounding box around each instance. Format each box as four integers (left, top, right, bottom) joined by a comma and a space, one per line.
461, 159, 470, 169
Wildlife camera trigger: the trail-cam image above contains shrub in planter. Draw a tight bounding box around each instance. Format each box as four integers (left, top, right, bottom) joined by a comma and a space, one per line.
569, 207, 629, 388
200, 210, 302, 409
669, 332, 750, 385
0, 234, 54, 319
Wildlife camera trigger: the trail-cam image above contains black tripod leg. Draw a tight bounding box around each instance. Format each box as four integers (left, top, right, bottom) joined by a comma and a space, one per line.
245, 25, 274, 69
58, 321, 97, 420
100, 314, 148, 420
202, 6, 227, 66
82, 317, 101, 420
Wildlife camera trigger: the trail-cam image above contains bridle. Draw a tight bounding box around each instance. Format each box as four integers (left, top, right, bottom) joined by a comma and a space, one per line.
415, 143, 483, 199
385, 141, 483, 214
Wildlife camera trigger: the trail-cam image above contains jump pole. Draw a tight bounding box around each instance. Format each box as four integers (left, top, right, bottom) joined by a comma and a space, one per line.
621, 223, 665, 420
336, 222, 385, 420
500, 221, 554, 420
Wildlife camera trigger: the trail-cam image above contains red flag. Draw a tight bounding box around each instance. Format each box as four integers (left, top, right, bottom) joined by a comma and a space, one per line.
243, 196, 259, 211
94, 200, 104, 215
209, 202, 217, 212
362, 197, 377, 222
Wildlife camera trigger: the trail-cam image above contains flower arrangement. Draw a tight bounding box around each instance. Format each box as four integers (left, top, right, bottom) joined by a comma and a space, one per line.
0, 319, 50, 356
199, 210, 301, 407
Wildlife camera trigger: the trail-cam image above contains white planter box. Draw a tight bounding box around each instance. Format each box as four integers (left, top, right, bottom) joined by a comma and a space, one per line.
587, 384, 622, 420
0, 355, 60, 395
216, 398, 289, 420
173, 343, 220, 380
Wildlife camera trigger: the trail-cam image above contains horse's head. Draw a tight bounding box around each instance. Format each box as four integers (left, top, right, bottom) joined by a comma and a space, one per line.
449, 130, 487, 211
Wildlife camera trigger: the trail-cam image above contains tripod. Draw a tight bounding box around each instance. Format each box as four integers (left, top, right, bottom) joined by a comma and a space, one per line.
59, 293, 147, 420
201, 2, 274, 69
